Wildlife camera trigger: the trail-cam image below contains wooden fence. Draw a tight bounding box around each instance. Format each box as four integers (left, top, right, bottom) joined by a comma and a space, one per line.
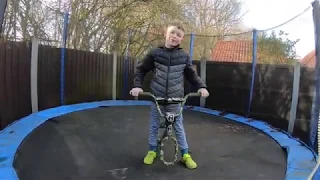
0, 41, 32, 129
0, 40, 315, 143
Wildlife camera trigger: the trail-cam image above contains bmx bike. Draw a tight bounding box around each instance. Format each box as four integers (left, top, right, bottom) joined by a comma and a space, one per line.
138, 92, 201, 165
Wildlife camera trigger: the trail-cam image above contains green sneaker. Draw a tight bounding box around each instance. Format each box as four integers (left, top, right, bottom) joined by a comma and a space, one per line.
181, 154, 197, 169
143, 151, 157, 165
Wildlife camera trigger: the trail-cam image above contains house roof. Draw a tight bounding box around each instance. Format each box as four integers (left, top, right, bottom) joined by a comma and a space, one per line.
210, 40, 252, 63
300, 50, 316, 68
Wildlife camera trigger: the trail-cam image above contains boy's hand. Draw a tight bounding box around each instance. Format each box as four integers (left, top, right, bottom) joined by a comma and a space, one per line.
130, 87, 143, 97
198, 88, 209, 98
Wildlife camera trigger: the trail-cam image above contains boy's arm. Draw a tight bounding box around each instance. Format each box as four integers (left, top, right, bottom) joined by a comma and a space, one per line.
184, 56, 207, 89
133, 49, 155, 88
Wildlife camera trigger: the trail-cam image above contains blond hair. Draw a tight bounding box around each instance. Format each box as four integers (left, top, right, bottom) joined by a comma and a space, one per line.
166, 21, 185, 32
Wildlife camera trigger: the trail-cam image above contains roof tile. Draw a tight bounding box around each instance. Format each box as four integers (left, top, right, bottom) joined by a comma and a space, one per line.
211, 40, 252, 63
300, 50, 316, 68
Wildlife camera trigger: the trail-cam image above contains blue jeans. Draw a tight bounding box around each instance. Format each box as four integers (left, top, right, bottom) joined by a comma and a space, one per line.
148, 102, 189, 155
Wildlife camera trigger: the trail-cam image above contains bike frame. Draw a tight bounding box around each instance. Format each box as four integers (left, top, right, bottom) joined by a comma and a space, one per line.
138, 92, 201, 165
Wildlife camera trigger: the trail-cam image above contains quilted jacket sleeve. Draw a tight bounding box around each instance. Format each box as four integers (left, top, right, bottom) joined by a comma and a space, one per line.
132, 49, 155, 88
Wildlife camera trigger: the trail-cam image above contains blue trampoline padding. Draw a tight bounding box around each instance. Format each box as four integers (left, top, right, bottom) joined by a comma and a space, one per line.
0, 100, 318, 180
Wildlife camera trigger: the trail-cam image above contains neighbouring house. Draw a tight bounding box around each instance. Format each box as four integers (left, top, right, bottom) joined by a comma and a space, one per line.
210, 40, 252, 63
211, 40, 316, 65
300, 50, 316, 68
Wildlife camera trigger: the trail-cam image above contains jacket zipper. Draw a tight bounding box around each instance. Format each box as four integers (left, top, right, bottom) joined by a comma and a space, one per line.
166, 51, 172, 97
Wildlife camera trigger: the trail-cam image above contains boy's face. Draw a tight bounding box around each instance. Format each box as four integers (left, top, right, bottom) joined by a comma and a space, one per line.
164, 25, 184, 47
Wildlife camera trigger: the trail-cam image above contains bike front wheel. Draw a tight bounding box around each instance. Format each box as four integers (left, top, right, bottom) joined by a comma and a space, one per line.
159, 135, 179, 166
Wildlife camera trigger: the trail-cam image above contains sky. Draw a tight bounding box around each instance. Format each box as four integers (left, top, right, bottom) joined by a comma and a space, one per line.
241, 0, 316, 59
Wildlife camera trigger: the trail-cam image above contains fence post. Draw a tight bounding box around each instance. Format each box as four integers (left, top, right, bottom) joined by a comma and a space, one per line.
247, 28, 258, 117
113, 51, 118, 100
310, 0, 320, 152
60, 11, 69, 105
288, 61, 300, 134
30, 37, 39, 113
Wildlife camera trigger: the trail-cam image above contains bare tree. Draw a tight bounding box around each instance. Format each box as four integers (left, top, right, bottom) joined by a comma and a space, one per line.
183, 0, 245, 60
1, 0, 246, 60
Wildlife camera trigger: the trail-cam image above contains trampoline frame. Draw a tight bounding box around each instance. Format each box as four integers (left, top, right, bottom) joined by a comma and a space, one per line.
0, 100, 318, 180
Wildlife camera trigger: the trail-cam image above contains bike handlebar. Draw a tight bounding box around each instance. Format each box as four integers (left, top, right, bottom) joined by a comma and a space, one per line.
138, 92, 201, 117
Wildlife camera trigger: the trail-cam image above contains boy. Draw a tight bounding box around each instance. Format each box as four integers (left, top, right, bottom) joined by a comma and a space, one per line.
129, 22, 209, 169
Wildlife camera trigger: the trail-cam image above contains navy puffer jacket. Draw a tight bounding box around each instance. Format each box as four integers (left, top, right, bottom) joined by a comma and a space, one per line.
133, 45, 207, 98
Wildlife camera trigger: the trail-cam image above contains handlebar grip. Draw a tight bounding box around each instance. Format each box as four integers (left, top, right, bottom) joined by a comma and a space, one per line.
188, 92, 201, 97
138, 92, 152, 96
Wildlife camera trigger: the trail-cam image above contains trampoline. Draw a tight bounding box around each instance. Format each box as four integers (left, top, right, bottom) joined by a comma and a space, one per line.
0, 100, 317, 180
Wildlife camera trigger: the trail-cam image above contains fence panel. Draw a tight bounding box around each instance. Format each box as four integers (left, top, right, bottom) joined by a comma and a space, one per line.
125, 57, 136, 99
64, 49, 114, 104
298, 67, 315, 139
204, 61, 252, 114
116, 55, 126, 100
0, 41, 32, 129
37, 45, 61, 110
250, 64, 295, 130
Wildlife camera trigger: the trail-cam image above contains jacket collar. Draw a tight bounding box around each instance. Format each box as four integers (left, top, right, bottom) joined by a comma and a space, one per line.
158, 43, 182, 51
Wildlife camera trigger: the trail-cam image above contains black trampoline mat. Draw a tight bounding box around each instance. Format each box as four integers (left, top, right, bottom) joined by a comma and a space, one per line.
13, 106, 287, 180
